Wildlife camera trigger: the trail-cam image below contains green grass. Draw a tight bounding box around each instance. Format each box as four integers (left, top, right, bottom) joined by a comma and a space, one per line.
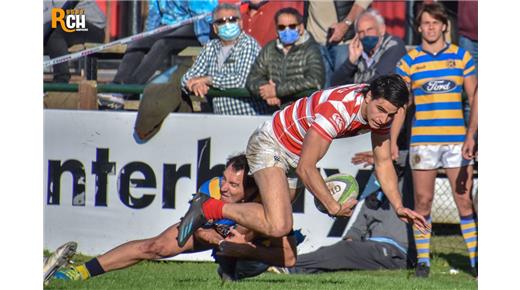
44, 236, 477, 290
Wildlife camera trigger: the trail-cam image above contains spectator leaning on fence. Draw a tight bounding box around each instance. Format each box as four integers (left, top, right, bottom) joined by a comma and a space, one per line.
181, 3, 266, 115
331, 9, 406, 86
394, 2, 478, 278
246, 7, 324, 109
44, 0, 106, 83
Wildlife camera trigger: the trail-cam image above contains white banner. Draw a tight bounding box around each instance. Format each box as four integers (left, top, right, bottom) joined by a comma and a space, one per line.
44, 110, 372, 260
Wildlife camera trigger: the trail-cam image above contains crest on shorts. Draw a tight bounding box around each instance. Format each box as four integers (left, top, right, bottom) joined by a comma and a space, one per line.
412, 154, 421, 166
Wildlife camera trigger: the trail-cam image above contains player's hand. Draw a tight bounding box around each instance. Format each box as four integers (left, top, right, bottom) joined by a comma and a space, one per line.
224, 228, 249, 244
462, 136, 477, 160
390, 142, 399, 161
330, 198, 358, 217
395, 207, 431, 234
351, 151, 374, 167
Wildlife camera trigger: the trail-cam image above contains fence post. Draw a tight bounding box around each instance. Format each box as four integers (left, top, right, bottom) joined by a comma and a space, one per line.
78, 80, 98, 110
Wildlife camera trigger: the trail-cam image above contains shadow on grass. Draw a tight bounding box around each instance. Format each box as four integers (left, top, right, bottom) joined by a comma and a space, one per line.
435, 253, 474, 276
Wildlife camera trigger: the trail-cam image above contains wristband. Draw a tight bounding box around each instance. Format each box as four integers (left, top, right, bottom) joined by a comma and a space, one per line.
344, 19, 353, 26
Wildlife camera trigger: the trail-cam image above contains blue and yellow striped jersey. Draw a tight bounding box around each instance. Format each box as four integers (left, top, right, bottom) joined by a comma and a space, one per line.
396, 43, 476, 145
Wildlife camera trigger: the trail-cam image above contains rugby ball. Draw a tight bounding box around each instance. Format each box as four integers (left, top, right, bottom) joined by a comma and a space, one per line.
314, 173, 359, 214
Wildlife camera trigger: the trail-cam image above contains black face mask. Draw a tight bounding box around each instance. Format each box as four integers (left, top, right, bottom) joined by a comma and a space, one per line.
249, 0, 268, 10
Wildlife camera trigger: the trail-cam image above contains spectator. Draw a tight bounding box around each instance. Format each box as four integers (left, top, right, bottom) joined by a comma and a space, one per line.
44, 0, 106, 83
270, 184, 415, 274
457, 0, 478, 124
246, 7, 324, 109
304, 0, 372, 88
241, 0, 304, 47
181, 3, 266, 115
331, 9, 406, 86
395, 3, 478, 278
112, 0, 217, 86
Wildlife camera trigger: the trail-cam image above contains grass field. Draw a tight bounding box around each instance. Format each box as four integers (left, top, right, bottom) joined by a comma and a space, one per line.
44, 236, 477, 290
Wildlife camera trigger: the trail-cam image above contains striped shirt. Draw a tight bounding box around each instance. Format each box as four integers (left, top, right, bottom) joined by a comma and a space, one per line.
272, 84, 389, 156
396, 43, 476, 146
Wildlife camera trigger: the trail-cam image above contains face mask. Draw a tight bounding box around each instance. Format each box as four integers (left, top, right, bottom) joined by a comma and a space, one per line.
278, 28, 300, 45
218, 22, 241, 41
361, 35, 380, 54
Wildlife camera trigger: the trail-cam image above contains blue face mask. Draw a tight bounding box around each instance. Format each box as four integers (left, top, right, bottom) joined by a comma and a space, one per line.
278, 28, 300, 45
217, 22, 241, 41
361, 35, 380, 54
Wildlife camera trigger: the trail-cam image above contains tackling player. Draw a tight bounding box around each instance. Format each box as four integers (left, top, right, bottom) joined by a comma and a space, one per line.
44, 154, 297, 283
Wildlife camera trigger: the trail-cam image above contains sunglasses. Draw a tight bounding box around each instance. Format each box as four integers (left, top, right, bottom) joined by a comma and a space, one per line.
213, 16, 240, 25
277, 24, 298, 31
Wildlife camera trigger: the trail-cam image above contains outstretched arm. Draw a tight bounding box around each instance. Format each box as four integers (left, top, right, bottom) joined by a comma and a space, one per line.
371, 132, 429, 233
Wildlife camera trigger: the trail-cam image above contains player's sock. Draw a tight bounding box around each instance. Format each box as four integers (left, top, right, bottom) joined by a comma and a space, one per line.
75, 258, 105, 280
460, 214, 478, 268
414, 215, 432, 267
202, 198, 224, 220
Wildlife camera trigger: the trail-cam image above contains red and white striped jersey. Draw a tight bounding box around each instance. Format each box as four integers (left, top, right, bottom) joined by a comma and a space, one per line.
272, 84, 389, 156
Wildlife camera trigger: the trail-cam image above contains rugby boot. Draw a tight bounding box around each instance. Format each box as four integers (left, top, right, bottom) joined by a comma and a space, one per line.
177, 193, 210, 247
43, 241, 77, 284
54, 267, 83, 281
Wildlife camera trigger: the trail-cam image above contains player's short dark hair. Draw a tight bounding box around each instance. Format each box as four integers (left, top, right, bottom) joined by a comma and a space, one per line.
274, 7, 303, 25
361, 74, 409, 108
415, 2, 448, 29
226, 153, 256, 191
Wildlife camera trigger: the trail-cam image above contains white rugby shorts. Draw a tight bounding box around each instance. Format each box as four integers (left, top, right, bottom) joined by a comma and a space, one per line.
246, 121, 302, 189
409, 144, 474, 170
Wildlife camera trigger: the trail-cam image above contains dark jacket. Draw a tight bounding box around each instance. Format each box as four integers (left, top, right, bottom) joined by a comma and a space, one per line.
331, 33, 406, 86
246, 32, 325, 103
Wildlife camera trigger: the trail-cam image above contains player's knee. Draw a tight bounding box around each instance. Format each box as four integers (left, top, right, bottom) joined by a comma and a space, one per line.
144, 239, 171, 258
268, 223, 292, 238
415, 195, 433, 211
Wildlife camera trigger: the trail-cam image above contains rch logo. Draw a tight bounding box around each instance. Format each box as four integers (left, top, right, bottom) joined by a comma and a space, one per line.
422, 79, 456, 94
51, 8, 88, 33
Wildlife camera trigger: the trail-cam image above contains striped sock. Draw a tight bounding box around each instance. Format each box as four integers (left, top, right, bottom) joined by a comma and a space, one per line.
73, 258, 106, 280
414, 216, 432, 267
460, 214, 478, 268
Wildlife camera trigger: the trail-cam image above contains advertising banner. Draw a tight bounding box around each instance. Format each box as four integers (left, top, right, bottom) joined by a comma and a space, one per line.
44, 110, 374, 260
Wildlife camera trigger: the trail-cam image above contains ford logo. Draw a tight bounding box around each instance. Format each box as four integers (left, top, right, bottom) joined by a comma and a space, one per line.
422, 80, 456, 93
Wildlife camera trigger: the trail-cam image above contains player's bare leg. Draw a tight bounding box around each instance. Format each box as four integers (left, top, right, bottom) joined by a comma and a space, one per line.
223, 167, 293, 237
412, 169, 437, 217
98, 222, 195, 271
446, 165, 478, 274
445, 165, 474, 216
411, 169, 436, 277
53, 223, 202, 281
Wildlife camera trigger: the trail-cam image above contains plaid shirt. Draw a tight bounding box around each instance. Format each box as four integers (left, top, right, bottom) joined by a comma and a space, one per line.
181, 33, 269, 115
